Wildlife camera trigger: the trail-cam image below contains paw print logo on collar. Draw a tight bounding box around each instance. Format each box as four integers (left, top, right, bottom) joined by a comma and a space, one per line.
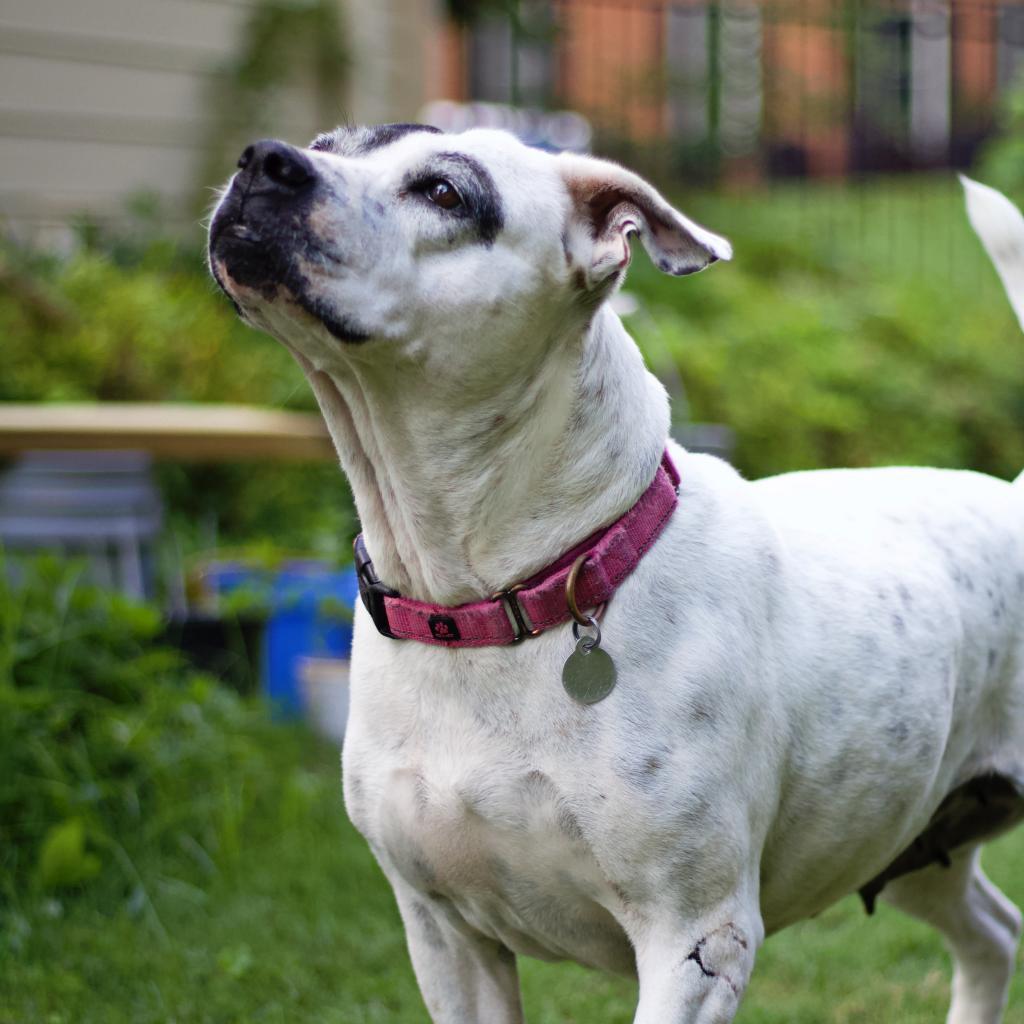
428, 614, 461, 642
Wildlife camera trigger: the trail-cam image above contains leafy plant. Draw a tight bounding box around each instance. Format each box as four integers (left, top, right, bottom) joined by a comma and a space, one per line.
975, 69, 1024, 201
0, 235, 358, 555
0, 556, 292, 910
627, 176, 1024, 483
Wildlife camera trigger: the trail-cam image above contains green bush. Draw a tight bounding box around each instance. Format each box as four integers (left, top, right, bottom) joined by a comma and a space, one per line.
976, 71, 1024, 200
627, 177, 1024, 481
0, 556, 296, 910
0, 234, 357, 554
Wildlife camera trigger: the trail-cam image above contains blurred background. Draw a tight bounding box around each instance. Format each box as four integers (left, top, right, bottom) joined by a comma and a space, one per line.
2, 2, 1023, 1022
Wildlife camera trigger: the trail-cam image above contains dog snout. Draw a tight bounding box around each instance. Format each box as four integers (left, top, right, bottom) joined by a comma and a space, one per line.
236, 139, 315, 193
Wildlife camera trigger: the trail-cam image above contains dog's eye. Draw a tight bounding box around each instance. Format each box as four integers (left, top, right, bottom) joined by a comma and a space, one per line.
425, 179, 462, 211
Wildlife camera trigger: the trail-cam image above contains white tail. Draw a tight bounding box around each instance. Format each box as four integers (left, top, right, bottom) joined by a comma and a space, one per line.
960, 174, 1024, 333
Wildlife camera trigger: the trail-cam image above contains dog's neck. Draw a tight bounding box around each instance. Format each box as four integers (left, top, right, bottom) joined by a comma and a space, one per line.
301, 304, 669, 605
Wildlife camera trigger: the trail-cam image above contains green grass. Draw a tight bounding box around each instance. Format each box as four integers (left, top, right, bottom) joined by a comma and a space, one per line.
2, 732, 1021, 1024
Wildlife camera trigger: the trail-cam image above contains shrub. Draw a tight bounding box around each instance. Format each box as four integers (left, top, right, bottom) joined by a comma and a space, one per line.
627, 178, 1024, 482
0, 235, 357, 554
976, 72, 1024, 201
0, 556, 296, 909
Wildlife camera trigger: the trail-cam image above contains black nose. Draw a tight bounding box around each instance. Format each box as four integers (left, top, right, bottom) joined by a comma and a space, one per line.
237, 139, 314, 191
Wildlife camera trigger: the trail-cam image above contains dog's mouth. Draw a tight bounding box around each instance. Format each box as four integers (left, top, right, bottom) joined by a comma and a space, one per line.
209, 196, 371, 346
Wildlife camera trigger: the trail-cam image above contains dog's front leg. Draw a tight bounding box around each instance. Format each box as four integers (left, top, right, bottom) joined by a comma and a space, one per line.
392, 880, 524, 1024
631, 904, 761, 1024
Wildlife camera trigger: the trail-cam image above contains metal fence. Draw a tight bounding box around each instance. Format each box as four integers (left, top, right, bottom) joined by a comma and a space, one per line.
461, 0, 1024, 181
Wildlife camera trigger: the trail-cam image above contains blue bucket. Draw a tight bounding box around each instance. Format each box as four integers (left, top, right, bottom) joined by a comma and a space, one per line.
206, 561, 359, 714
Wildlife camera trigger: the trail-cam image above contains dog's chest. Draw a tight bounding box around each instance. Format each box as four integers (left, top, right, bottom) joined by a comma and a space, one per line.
344, 690, 636, 972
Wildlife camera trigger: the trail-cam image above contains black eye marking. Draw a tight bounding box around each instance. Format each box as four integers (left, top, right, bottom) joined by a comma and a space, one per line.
403, 152, 504, 246
358, 122, 442, 153
309, 123, 443, 156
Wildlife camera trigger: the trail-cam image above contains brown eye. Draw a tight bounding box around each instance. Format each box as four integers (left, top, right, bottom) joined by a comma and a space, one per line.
426, 179, 461, 210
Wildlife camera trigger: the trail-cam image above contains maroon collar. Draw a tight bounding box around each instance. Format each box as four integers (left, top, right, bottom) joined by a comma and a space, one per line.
354, 451, 680, 647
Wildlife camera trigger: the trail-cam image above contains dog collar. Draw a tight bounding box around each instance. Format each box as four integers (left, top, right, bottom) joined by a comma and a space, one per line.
353, 451, 680, 647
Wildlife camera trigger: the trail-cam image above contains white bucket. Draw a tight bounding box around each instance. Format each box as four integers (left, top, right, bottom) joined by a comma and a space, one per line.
297, 656, 350, 745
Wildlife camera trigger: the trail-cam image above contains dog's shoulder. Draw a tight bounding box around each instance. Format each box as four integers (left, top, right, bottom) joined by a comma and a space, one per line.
667, 447, 787, 578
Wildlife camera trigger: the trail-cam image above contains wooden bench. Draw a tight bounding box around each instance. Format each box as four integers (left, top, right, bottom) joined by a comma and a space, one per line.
0, 403, 336, 461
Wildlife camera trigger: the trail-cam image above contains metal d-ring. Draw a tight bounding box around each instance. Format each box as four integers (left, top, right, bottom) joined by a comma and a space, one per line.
565, 554, 592, 627
566, 554, 605, 649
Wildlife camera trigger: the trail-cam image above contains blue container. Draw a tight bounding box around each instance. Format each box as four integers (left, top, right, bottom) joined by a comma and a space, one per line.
206, 561, 359, 714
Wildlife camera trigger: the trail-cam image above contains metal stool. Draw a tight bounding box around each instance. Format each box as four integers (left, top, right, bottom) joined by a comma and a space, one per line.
0, 450, 163, 599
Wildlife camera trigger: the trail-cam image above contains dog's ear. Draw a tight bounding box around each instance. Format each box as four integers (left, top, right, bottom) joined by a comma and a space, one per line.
558, 154, 732, 290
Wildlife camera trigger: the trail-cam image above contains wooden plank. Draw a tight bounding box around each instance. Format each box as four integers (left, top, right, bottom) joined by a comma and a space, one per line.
0, 404, 337, 462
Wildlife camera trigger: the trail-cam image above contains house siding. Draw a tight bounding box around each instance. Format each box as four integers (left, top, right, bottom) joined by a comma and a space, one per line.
0, 0, 354, 242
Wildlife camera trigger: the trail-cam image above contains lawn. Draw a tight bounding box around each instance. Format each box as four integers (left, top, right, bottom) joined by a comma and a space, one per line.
2, 727, 1021, 1024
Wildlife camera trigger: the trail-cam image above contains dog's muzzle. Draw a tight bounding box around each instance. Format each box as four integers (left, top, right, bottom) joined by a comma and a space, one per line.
208, 141, 371, 343
209, 139, 318, 298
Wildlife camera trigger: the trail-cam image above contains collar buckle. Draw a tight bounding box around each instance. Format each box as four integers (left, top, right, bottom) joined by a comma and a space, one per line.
354, 535, 399, 639
491, 583, 540, 644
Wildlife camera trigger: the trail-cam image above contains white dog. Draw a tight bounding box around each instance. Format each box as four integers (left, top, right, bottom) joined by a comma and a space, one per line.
208, 126, 1024, 1024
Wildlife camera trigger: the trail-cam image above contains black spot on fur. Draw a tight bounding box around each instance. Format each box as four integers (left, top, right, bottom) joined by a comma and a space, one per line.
410, 854, 436, 887
557, 806, 585, 843
610, 881, 632, 906
887, 720, 910, 745
687, 698, 716, 727
410, 901, 447, 950
616, 746, 673, 792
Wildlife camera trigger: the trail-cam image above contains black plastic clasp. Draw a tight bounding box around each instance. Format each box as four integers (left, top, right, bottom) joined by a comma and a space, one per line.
354, 534, 399, 639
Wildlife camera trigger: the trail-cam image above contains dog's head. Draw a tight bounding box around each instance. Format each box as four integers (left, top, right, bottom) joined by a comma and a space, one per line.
208, 123, 730, 374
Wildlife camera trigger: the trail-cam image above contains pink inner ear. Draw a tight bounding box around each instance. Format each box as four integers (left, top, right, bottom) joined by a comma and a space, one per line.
564, 159, 730, 280
583, 186, 628, 236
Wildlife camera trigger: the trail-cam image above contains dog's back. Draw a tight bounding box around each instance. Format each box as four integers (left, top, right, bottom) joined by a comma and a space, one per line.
747, 179, 1024, 927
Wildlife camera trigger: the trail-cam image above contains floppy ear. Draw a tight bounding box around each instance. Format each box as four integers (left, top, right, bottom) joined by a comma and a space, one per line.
558, 153, 732, 290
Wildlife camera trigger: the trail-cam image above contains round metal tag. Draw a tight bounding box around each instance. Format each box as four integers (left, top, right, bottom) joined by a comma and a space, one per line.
562, 638, 617, 705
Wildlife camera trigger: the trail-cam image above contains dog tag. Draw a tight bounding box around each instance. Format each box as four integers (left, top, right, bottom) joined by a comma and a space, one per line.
562, 637, 617, 704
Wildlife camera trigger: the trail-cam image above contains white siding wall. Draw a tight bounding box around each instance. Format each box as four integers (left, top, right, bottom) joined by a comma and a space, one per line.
0, 0, 359, 242
344, 0, 438, 126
